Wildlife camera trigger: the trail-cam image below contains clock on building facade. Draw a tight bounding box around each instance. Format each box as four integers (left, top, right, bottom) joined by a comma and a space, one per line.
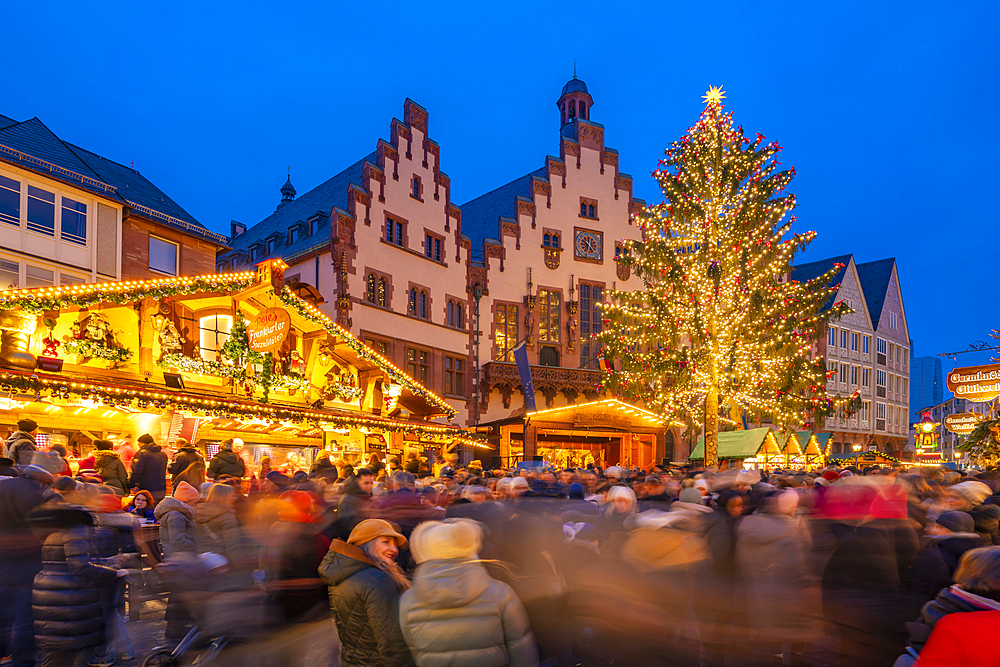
574, 228, 603, 262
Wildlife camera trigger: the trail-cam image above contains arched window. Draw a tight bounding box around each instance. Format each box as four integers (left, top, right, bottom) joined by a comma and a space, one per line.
419, 291, 428, 319
588, 204, 595, 218
579, 102, 586, 118
377, 277, 386, 307
580, 202, 587, 217
408, 288, 417, 316
366, 273, 377, 303
543, 233, 551, 247
552, 234, 559, 247
569, 101, 576, 120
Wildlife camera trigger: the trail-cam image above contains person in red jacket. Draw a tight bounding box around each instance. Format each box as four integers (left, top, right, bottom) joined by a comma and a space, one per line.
917, 610, 1000, 666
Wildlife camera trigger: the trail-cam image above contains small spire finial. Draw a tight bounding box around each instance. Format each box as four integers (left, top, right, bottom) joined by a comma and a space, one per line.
573, 61, 577, 78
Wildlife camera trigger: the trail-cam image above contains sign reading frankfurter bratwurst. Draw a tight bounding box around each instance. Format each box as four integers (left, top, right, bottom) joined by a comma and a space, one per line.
246, 308, 291, 353
946, 364, 1000, 403
943, 412, 984, 435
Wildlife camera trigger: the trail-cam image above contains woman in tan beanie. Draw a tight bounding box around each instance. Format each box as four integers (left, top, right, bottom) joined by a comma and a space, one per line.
318, 519, 412, 667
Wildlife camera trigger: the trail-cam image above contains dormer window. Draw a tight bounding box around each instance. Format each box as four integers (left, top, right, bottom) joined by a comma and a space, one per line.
580, 198, 598, 219
289, 227, 299, 243
250, 245, 260, 261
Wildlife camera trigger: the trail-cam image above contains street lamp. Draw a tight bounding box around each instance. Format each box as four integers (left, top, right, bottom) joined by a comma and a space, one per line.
852, 444, 863, 452
472, 284, 484, 428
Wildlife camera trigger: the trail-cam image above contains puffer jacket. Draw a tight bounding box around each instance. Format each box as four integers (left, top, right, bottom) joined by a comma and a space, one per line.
129, 444, 168, 500
6, 430, 37, 466
169, 446, 205, 483
318, 540, 412, 667
400, 559, 538, 667
155, 497, 195, 558
29, 504, 118, 652
93, 450, 129, 495
194, 502, 250, 566
208, 450, 246, 479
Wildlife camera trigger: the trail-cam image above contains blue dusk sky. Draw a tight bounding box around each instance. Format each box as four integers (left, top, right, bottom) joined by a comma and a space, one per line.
3, 1, 997, 371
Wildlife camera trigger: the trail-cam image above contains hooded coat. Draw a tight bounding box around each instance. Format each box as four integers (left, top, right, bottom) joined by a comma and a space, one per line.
208, 450, 246, 480
194, 501, 250, 566
904, 584, 1000, 655
318, 540, 412, 667
130, 443, 168, 500
6, 430, 37, 466
736, 510, 818, 643
400, 559, 538, 667
169, 446, 205, 483
93, 450, 129, 495
28, 504, 118, 652
155, 497, 195, 558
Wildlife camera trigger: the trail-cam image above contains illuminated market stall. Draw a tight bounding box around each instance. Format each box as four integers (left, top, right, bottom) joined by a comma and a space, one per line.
0, 260, 474, 476
486, 399, 674, 469
688, 428, 787, 469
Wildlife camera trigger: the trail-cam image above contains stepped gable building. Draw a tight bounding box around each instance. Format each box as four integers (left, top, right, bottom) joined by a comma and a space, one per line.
220, 77, 647, 429
792, 254, 910, 458
0, 114, 226, 288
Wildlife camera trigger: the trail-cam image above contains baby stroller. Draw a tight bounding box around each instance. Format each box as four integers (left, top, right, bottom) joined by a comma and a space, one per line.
142, 553, 272, 667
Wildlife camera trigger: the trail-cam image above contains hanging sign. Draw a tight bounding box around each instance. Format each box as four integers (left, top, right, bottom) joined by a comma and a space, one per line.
944, 412, 984, 435
946, 364, 1000, 402
247, 308, 291, 353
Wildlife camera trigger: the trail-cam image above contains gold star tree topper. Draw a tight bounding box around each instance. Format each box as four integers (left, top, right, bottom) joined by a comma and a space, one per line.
702, 85, 726, 105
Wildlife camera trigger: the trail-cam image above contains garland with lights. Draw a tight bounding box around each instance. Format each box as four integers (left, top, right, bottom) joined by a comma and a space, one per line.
156, 353, 242, 379
325, 379, 364, 402
0, 370, 461, 438
277, 288, 457, 418
598, 86, 858, 467
63, 338, 133, 364
0, 274, 257, 314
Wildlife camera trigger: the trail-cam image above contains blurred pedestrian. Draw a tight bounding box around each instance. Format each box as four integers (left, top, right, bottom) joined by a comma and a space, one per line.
6, 418, 38, 467
207, 439, 247, 480
92, 440, 128, 496
129, 434, 168, 501
400, 518, 538, 667
168, 438, 204, 486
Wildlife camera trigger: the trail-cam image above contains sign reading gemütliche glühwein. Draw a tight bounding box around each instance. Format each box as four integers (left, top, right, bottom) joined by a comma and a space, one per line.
246, 308, 291, 353
943, 412, 984, 435
945, 363, 1000, 403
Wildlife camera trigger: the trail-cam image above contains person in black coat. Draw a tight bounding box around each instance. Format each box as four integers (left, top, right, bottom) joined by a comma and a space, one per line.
129, 434, 168, 501
27, 501, 121, 667
927, 511, 985, 577
207, 439, 246, 480
0, 465, 56, 667
167, 439, 204, 486
318, 519, 412, 667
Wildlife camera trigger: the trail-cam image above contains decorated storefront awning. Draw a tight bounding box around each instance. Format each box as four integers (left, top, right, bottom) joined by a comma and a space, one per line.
0, 260, 459, 445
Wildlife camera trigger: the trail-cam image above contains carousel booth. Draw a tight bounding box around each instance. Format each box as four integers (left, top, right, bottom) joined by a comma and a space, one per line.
0, 260, 463, 482
488, 399, 671, 469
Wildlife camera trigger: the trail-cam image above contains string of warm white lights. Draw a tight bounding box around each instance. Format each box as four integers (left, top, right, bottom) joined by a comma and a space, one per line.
599, 87, 859, 441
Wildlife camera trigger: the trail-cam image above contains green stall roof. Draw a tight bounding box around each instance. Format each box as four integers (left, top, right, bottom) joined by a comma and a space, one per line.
689, 427, 774, 460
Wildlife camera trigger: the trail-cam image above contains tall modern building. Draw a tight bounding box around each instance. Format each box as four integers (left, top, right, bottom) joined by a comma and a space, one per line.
910, 355, 944, 423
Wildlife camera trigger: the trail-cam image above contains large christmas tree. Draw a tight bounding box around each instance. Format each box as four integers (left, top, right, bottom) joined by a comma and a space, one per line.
598, 87, 856, 466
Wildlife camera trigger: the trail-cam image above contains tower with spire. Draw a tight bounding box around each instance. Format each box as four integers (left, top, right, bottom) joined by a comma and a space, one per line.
557, 72, 593, 130
278, 169, 296, 210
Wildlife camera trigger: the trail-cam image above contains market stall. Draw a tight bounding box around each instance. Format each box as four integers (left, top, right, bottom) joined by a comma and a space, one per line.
688, 428, 785, 469
0, 259, 471, 479
485, 399, 675, 470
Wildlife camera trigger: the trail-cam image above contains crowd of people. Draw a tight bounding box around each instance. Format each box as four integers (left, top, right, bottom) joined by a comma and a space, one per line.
3, 419, 1000, 667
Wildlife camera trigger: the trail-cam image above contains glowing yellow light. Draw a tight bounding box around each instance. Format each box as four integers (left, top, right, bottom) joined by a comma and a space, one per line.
702, 85, 726, 105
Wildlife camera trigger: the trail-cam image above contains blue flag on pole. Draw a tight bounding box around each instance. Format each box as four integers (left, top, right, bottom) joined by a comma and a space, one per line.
512, 342, 537, 412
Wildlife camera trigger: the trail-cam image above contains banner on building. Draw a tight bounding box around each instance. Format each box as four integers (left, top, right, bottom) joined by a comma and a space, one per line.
512, 342, 536, 412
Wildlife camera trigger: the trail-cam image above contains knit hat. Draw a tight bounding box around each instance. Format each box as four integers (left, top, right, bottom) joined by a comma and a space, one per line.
30, 451, 64, 473
870, 484, 908, 519
137, 434, 155, 445
21, 464, 54, 485
950, 481, 993, 507
410, 518, 482, 564
173, 481, 199, 504
17, 418, 37, 432
54, 476, 78, 492
607, 485, 637, 507
278, 490, 319, 522
678, 487, 703, 505
568, 482, 585, 499
935, 510, 976, 534
605, 466, 624, 479
347, 519, 407, 549
821, 470, 841, 482
693, 479, 711, 494
774, 489, 799, 515
511, 477, 528, 489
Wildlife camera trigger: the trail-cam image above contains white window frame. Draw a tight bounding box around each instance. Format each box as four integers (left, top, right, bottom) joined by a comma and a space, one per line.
877, 337, 887, 355
876, 402, 886, 420
828, 327, 837, 348
149, 235, 179, 276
